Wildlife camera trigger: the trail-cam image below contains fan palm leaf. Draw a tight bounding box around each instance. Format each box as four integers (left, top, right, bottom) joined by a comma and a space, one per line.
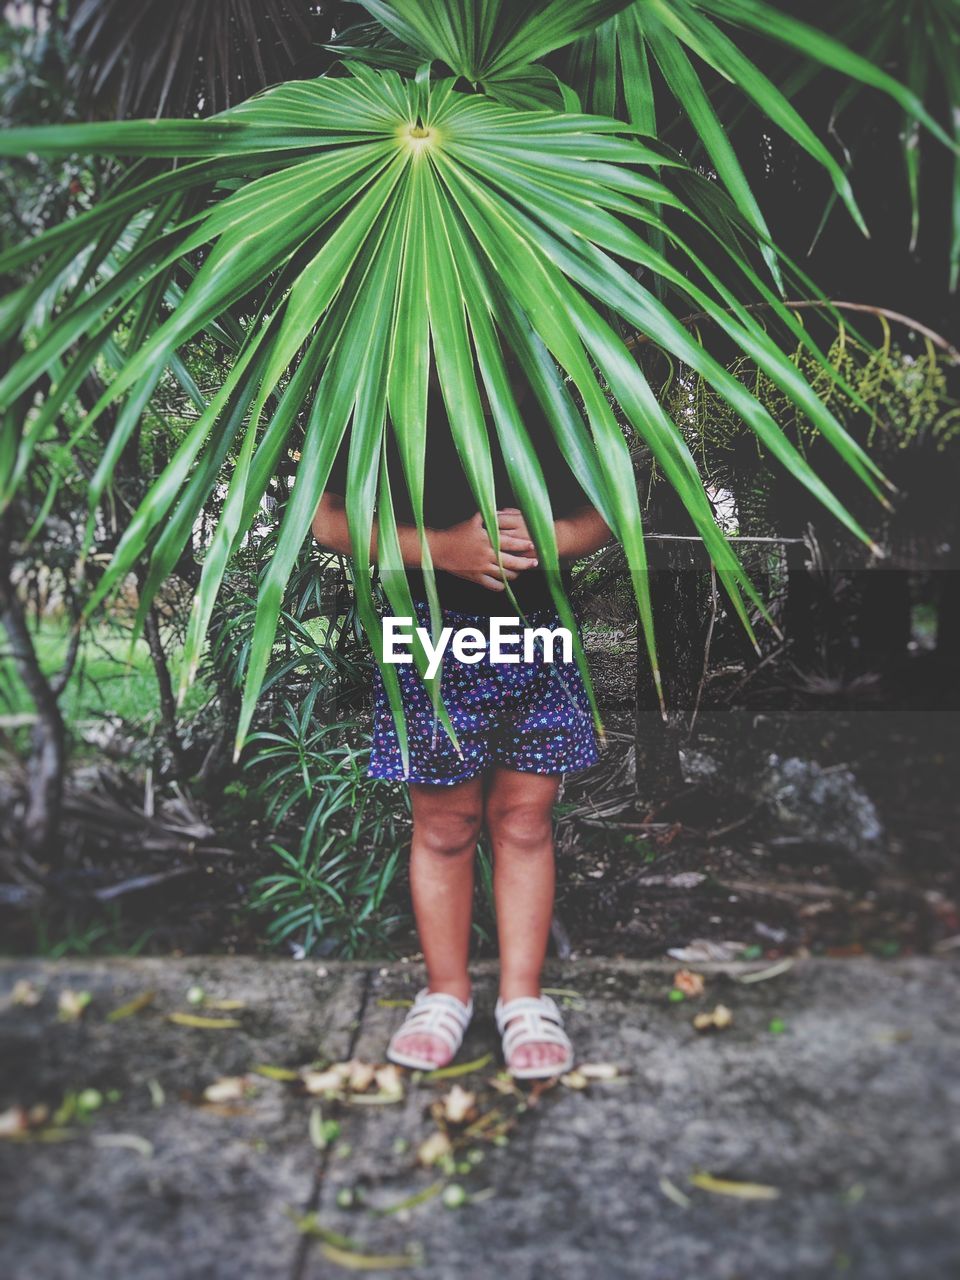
66, 0, 349, 117
0, 62, 889, 765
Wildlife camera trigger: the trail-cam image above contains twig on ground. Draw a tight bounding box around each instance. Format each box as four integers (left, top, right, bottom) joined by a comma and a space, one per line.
94, 865, 199, 902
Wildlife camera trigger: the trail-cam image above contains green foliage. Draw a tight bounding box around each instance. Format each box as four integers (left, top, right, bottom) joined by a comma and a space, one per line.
66, 0, 350, 118
243, 695, 412, 958
250, 823, 409, 959
0, 614, 211, 756
655, 327, 959, 538
767, 0, 960, 289
204, 523, 412, 957
1, 2, 910, 762
30, 906, 154, 959
566, 0, 953, 258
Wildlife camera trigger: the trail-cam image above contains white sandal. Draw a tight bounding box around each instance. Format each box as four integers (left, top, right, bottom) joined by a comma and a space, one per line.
495, 993, 575, 1080
386, 986, 474, 1071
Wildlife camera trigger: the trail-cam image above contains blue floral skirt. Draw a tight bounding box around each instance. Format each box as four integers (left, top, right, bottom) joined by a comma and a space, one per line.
368, 600, 600, 786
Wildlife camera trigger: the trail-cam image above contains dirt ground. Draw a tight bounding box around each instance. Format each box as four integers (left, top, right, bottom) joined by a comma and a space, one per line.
2, 955, 959, 1279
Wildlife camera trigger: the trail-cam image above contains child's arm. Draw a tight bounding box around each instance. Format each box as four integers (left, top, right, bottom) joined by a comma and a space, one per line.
496, 504, 612, 563
312, 492, 539, 593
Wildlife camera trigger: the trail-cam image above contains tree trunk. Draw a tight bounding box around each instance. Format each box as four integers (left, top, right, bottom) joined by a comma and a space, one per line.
0, 566, 65, 860
635, 538, 697, 796
142, 601, 188, 777
783, 539, 820, 668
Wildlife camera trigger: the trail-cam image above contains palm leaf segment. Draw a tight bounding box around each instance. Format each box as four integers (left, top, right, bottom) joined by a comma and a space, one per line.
563, 0, 957, 288
67, 0, 347, 117
0, 63, 888, 763
769, 0, 960, 290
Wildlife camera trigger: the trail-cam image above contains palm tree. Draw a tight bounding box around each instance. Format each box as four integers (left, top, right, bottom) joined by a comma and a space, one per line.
65, 0, 353, 117
0, 0, 953, 773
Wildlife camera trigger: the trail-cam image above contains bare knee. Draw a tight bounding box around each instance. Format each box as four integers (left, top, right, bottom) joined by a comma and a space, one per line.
486, 801, 553, 854
415, 806, 482, 858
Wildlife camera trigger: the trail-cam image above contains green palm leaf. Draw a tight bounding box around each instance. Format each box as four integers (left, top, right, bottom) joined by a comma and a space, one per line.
355, 0, 636, 81
768, 0, 960, 290
0, 63, 887, 760
66, 0, 346, 117
563, 0, 957, 287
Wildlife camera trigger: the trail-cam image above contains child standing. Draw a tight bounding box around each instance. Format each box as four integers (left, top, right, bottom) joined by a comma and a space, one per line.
312, 367, 610, 1079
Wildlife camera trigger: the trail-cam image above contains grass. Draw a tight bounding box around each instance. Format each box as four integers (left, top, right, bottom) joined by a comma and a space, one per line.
0, 613, 214, 747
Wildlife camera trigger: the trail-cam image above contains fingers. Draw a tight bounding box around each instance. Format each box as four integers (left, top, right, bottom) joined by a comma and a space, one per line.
477, 575, 506, 592
496, 509, 534, 549
498, 534, 536, 553
496, 508, 526, 530
498, 552, 538, 572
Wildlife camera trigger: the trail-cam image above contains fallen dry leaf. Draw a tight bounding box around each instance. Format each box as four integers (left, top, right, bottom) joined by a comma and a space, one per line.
693, 1004, 733, 1032
11, 979, 41, 1007
252, 1064, 300, 1082
0, 1106, 29, 1138
202, 1076, 250, 1103
578, 1062, 621, 1081
319, 1241, 421, 1271
167, 1012, 241, 1029
92, 1132, 155, 1159
659, 1175, 692, 1209
689, 1171, 780, 1200
668, 940, 747, 964
487, 1074, 523, 1097
204, 998, 246, 1011
416, 1130, 453, 1167
107, 991, 156, 1022
57, 989, 91, 1021
440, 1084, 476, 1124
525, 1078, 560, 1108
560, 1070, 588, 1090
344, 1091, 406, 1107
424, 1052, 493, 1080
673, 970, 705, 998
376, 1181, 444, 1216
345, 1060, 377, 1093
373, 1064, 404, 1097
301, 1067, 348, 1095
735, 958, 795, 985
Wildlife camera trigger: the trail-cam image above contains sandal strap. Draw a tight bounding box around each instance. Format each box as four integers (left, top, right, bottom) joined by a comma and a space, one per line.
494, 993, 563, 1036
502, 1017, 572, 1058
495, 993, 573, 1060
388, 987, 473, 1054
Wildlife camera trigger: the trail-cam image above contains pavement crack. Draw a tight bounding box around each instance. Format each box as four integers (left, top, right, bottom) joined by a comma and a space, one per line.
289, 966, 376, 1280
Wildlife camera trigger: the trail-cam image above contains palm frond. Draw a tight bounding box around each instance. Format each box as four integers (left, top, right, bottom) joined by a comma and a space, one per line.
355, 0, 636, 82
764, 0, 960, 290
0, 66, 888, 762
67, 0, 350, 117
562, 0, 957, 288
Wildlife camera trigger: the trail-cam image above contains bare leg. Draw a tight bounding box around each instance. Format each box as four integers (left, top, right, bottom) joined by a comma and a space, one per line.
389, 776, 483, 1066
485, 767, 568, 1073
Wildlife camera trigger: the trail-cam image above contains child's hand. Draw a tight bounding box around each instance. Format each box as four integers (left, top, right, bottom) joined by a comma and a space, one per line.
496, 508, 536, 552
431, 513, 538, 592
